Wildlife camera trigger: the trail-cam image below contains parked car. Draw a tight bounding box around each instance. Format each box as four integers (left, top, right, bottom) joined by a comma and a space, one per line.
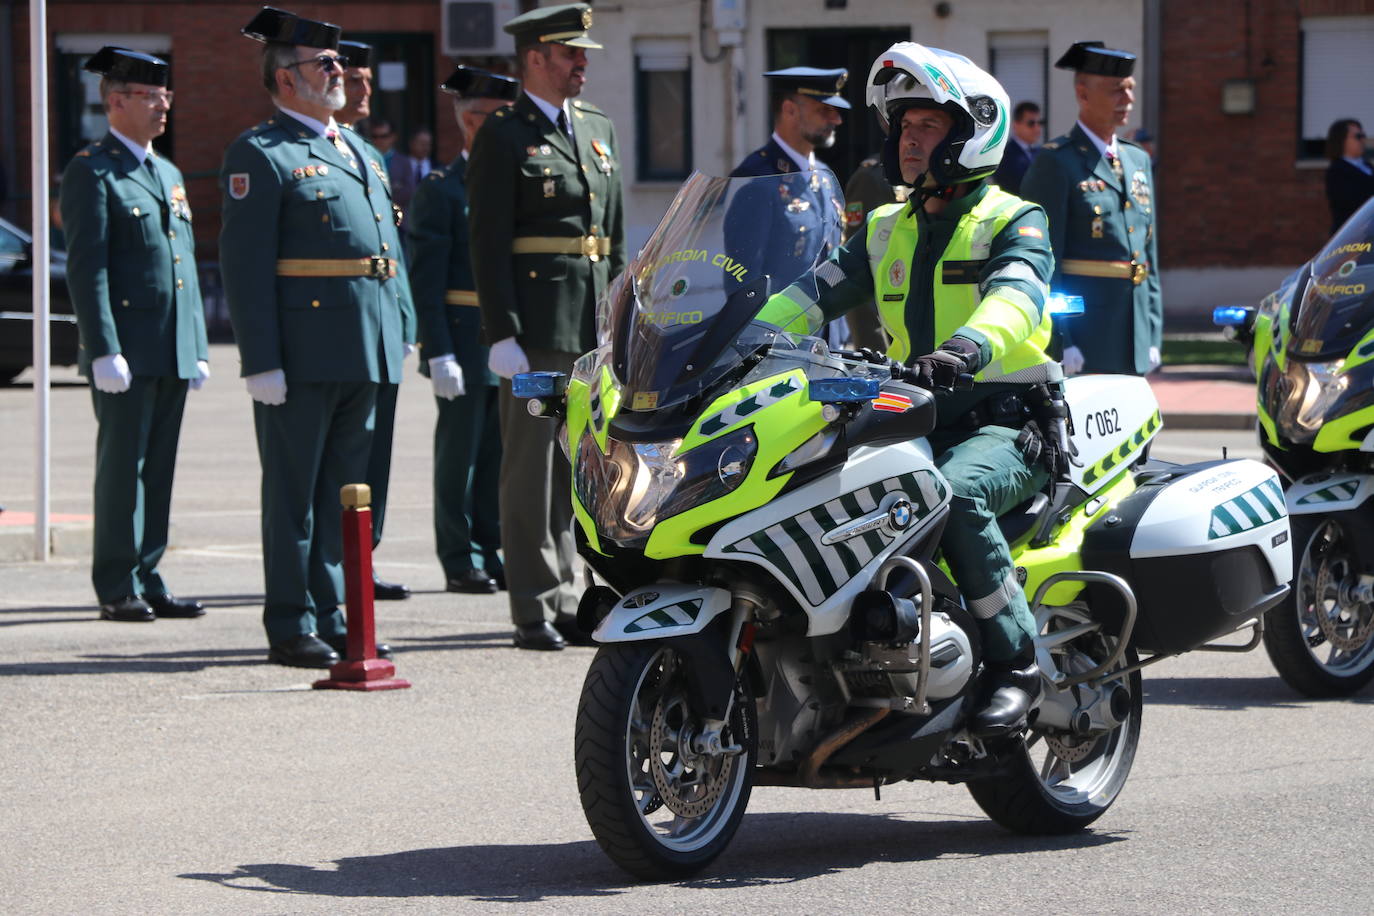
0, 215, 78, 384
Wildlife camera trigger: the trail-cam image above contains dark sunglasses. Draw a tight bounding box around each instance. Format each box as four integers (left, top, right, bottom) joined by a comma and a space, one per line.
1357, 132, 1369, 140
1023, 118, 1045, 126
286, 54, 346, 73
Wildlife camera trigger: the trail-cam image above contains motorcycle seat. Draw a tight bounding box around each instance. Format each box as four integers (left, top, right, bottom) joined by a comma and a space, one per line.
997, 492, 1050, 546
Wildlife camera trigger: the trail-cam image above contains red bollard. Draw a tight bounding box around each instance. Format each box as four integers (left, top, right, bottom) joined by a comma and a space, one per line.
314, 483, 411, 691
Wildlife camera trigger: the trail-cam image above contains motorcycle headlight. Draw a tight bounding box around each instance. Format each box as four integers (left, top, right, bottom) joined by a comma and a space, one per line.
573, 426, 758, 544
1294, 359, 1347, 433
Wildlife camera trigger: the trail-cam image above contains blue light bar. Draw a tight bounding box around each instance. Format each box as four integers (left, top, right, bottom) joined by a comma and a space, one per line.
1212, 306, 1253, 327
512, 371, 568, 399
1046, 294, 1085, 316
809, 377, 881, 403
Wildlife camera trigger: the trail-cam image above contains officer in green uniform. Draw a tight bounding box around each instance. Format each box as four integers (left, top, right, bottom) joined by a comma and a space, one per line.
468, 2, 625, 651
764, 43, 1062, 736
410, 66, 520, 595
1020, 42, 1160, 376
61, 47, 208, 623
842, 153, 905, 350
336, 37, 413, 601
220, 8, 414, 668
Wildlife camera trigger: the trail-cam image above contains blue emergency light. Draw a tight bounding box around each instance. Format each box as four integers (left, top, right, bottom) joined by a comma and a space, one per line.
1212, 306, 1253, 327
1046, 294, 1085, 316
809, 377, 881, 403
512, 371, 568, 399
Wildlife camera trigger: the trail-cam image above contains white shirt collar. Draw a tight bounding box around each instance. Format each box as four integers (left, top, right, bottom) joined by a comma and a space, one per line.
276, 104, 336, 138
109, 127, 151, 165
1076, 120, 1119, 159
772, 131, 815, 173
525, 90, 571, 134
1344, 156, 1373, 176
461, 149, 469, 161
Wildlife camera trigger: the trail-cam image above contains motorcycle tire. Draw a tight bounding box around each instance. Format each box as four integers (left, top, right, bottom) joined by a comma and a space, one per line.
574, 641, 757, 881
1264, 513, 1374, 698
969, 604, 1142, 834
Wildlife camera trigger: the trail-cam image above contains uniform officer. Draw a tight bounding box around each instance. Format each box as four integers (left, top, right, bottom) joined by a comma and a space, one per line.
409, 66, 519, 595
337, 37, 413, 601
60, 47, 209, 623
220, 8, 413, 668
729, 68, 849, 318
842, 153, 904, 350
468, 2, 625, 651
763, 43, 1060, 736
1020, 42, 1160, 376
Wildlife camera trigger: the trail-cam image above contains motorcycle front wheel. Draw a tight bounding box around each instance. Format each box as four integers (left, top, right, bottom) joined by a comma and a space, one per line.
969, 604, 1142, 834
574, 642, 757, 880
1264, 513, 1374, 697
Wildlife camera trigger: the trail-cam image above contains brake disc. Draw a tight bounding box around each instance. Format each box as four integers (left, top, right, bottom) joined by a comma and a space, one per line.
1314, 549, 1374, 652
1044, 732, 1097, 763
649, 695, 734, 818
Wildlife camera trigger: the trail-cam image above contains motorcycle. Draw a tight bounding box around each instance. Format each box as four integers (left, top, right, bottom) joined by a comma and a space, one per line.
518, 172, 1293, 880
1214, 196, 1374, 697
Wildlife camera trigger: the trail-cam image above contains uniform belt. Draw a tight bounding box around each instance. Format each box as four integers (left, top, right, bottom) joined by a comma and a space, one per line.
276, 256, 397, 279
1061, 258, 1148, 286
950, 391, 1031, 431
512, 235, 611, 259
445, 289, 479, 307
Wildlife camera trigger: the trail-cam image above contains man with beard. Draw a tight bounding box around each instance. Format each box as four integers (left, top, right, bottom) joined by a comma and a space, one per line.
336, 37, 414, 602
468, 2, 625, 650
220, 8, 414, 668
728, 68, 850, 344
60, 47, 209, 623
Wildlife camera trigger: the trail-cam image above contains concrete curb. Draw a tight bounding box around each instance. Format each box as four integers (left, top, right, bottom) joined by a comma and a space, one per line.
1160, 411, 1257, 431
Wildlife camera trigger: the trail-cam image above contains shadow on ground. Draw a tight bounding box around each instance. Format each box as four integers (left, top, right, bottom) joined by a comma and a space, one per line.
179, 810, 1128, 901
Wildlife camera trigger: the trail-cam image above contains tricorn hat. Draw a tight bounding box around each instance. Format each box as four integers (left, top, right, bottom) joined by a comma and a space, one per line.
441, 66, 521, 101
338, 40, 374, 70
241, 6, 341, 50
1054, 41, 1135, 78
83, 47, 169, 87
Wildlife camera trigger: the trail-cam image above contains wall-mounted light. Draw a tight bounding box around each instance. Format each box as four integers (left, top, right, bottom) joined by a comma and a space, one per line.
1221, 78, 1256, 115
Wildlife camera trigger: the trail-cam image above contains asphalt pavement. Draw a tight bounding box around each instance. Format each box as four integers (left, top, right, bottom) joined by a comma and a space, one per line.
4, 348, 1369, 914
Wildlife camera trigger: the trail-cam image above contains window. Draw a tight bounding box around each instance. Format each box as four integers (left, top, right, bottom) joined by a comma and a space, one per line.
989, 32, 1048, 129
54, 34, 174, 165
1300, 17, 1374, 159
635, 38, 692, 182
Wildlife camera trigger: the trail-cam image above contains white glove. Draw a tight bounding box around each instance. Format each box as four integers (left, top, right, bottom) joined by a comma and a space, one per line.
92, 353, 132, 394
488, 336, 530, 380
1061, 345, 1085, 377
404, 342, 417, 358
245, 368, 287, 406
1148, 345, 1162, 371
429, 354, 466, 400
190, 360, 211, 391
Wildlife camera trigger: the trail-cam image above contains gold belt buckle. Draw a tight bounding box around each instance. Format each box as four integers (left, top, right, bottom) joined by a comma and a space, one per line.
582, 235, 600, 262
1132, 262, 1146, 286
367, 255, 390, 279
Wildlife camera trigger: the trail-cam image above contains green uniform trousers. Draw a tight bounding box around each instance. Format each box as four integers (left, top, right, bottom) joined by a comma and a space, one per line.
498, 347, 578, 626
365, 381, 398, 549
934, 425, 1046, 662
434, 383, 503, 581
90, 376, 189, 603
253, 380, 376, 643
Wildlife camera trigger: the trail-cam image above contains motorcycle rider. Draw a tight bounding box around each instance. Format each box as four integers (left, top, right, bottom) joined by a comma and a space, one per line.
763, 43, 1059, 737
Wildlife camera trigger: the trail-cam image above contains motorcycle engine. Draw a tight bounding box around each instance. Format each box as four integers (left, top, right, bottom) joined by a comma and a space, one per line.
844, 611, 975, 705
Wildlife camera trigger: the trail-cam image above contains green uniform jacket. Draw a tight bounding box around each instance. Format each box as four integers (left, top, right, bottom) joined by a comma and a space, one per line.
467, 93, 626, 354
218, 111, 414, 382
347, 123, 417, 348
1020, 125, 1161, 375
60, 134, 208, 378
407, 155, 494, 386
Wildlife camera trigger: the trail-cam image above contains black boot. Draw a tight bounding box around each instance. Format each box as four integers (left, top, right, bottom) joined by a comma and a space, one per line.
969, 659, 1043, 739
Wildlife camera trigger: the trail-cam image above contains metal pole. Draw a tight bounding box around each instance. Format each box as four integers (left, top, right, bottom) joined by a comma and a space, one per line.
30, 0, 49, 561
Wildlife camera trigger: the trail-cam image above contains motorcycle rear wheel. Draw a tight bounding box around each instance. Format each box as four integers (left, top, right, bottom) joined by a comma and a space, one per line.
969, 604, 1142, 834
1264, 513, 1374, 697
574, 642, 757, 880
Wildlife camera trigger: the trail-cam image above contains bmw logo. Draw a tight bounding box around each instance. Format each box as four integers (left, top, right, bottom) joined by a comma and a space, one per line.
887, 498, 914, 530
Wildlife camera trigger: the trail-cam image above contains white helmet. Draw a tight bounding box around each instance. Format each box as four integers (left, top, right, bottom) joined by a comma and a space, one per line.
865, 42, 1010, 189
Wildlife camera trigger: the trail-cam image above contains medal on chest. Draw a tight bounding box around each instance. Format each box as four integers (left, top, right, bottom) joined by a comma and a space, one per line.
591, 138, 613, 174
543, 178, 556, 198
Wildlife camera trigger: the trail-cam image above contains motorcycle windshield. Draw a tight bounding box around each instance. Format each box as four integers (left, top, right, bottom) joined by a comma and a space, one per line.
602, 170, 843, 410
1291, 196, 1374, 360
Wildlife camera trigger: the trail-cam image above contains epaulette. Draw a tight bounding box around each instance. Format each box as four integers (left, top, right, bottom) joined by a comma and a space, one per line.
250, 117, 277, 133
571, 99, 605, 116
860, 156, 879, 168
492, 108, 508, 119
1118, 136, 1143, 150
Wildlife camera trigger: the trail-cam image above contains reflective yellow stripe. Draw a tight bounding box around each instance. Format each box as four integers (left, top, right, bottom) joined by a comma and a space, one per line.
512, 236, 611, 256
445, 290, 479, 307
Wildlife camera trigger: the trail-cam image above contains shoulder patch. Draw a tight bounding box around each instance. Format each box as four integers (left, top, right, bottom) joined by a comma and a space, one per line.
1041, 141, 1060, 150
860, 156, 879, 168
427, 169, 446, 180
493, 108, 507, 118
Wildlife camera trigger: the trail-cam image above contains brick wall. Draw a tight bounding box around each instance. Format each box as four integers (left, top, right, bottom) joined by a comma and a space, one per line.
1159, 0, 1374, 268
9, 1, 454, 258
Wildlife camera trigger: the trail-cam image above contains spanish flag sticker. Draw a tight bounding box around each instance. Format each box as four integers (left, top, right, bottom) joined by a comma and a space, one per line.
873, 392, 913, 413
1018, 226, 1044, 239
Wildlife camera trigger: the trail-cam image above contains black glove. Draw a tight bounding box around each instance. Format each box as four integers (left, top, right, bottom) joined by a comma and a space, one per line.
1016, 420, 1067, 477
912, 337, 980, 391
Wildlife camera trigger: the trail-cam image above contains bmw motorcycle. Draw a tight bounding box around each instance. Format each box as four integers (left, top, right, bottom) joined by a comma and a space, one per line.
1215, 196, 1374, 697
518, 172, 1292, 880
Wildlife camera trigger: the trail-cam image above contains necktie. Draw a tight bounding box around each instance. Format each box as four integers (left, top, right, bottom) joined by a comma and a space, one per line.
327, 128, 358, 171
557, 109, 572, 141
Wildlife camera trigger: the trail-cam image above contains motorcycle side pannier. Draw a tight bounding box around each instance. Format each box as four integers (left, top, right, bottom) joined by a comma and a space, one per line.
1080, 459, 1292, 656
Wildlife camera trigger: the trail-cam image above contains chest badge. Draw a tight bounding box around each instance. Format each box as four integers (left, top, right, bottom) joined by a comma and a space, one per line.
786, 196, 811, 213
543, 178, 556, 198
889, 259, 906, 288
591, 138, 613, 174
1130, 170, 1152, 209
1091, 215, 1104, 239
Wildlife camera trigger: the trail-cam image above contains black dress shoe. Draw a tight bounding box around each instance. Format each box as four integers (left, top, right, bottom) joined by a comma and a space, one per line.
143, 593, 205, 618
491, 568, 507, 591
99, 595, 154, 622
372, 575, 410, 601
514, 621, 565, 651
267, 634, 340, 669
322, 634, 393, 660
553, 614, 596, 647
446, 568, 498, 594
969, 661, 1044, 739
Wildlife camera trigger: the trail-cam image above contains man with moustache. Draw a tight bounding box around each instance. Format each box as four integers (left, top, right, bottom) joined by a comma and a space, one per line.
336, 36, 413, 602
1021, 42, 1159, 376
409, 66, 519, 596
60, 47, 209, 623
220, 8, 414, 668
467, 2, 625, 650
